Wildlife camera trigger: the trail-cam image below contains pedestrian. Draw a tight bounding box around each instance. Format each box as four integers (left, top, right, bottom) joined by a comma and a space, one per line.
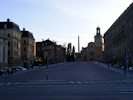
2, 69, 6, 78
32, 64, 34, 69
124, 66, 126, 74
9, 68, 12, 75
7, 69, 9, 76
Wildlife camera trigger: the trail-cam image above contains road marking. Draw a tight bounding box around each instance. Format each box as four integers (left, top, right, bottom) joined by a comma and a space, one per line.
76, 81, 82, 84
0, 83, 5, 85
122, 80, 131, 83
36, 85, 41, 87
109, 80, 117, 83
83, 81, 89, 84
6, 82, 12, 85
89, 81, 96, 83
69, 81, 75, 84
116, 80, 123, 83
14, 82, 20, 85
95, 81, 102, 83
103, 81, 110, 83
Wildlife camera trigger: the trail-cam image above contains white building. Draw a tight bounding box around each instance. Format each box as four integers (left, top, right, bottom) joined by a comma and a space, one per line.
0, 31, 9, 68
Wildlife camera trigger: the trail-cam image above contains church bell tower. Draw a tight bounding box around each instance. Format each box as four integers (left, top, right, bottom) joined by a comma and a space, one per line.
94, 26, 103, 48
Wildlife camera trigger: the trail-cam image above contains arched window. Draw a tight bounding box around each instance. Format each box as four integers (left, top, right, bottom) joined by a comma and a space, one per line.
8, 33, 10, 37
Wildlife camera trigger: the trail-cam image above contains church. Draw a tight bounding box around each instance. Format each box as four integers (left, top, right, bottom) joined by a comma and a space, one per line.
81, 27, 104, 61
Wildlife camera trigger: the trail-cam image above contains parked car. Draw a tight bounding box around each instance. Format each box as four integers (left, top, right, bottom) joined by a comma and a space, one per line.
0, 67, 10, 74
120, 66, 125, 69
114, 64, 118, 67
10, 66, 27, 72
129, 67, 133, 72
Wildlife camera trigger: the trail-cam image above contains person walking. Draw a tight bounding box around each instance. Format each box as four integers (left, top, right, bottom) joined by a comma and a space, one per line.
124, 66, 126, 74
9, 68, 12, 75
2, 69, 6, 78
7, 69, 9, 76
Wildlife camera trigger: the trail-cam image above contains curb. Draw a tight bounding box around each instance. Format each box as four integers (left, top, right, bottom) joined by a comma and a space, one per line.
118, 89, 133, 92
17, 82, 71, 85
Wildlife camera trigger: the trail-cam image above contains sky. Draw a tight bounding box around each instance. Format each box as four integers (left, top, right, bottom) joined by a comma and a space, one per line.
1, 0, 133, 52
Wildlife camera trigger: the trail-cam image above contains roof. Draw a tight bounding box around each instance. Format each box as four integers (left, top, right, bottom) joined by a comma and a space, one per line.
36, 39, 57, 46
0, 31, 9, 39
36, 39, 66, 49
21, 30, 35, 39
0, 20, 20, 32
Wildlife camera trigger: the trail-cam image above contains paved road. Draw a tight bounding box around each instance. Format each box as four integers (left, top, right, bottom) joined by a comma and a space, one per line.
0, 62, 133, 100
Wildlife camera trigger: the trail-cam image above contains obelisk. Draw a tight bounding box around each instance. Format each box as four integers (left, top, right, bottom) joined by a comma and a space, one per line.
78, 36, 80, 53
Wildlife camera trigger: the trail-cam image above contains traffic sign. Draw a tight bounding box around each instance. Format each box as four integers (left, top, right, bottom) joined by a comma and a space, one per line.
125, 56, 128, 64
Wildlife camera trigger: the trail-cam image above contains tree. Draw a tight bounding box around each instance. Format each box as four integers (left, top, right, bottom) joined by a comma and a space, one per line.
66, 43, 75, 62
66, 43, 72, 62
67, 43, 72, 56
71, 46, 75, 61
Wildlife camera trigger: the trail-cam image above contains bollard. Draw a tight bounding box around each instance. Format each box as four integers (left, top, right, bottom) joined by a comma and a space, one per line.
46, 66, 48, 82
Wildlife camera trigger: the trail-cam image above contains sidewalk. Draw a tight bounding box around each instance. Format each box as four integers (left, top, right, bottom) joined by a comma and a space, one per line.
1, 62, 66, 77
93, 61, 133, 78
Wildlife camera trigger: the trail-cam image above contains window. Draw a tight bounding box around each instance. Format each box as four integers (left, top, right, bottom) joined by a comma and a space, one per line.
91, 45, 93, 48
90, 51, 94, 56
18, 43, 20, 49
14, 33, 16, 37
3, 56, 5, 62
17, 51, 18, 56
17, 42, 18, 48
18, 52, 20, 57
3, 46, 5, 54
49, 46, 51, 49
42, 47, 44, 51
8, 33, 10, 37
8, 42, 10, 46
14, 42, 16, 47
8, 51, 10, 55
24, 47, 26, 52
14, 51, 16, 56
24, 40, 26, 44
4, 39, 5, 43
4, 24, 7, 29
16, 35, 18, 39
98, 49, 100, 52
18, 36, 20, 40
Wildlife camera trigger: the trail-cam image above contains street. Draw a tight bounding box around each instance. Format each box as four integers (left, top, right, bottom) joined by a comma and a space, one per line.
0, 62, 133, 100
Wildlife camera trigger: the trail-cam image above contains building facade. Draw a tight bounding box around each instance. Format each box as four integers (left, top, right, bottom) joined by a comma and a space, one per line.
81, 27, 104, 61
36, 39, 66, 64
21, 28, 36, 68
0, 19, 22, 67
104, 2, 133, 66
0, 31, 9, 68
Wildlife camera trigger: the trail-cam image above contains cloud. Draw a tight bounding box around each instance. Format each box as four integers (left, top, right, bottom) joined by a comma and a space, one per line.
48, 0, 101, 22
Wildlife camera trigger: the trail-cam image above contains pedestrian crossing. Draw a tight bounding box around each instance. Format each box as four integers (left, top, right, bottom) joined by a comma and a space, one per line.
0, 80, 132, 86
0, 82, 20, 86
69, 80, 132, 85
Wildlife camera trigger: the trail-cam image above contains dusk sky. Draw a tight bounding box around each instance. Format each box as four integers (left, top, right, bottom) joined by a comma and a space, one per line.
1, 0, 133, 52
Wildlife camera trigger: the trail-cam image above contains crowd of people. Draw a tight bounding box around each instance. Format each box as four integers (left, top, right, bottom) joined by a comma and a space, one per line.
2, 68, 12, 77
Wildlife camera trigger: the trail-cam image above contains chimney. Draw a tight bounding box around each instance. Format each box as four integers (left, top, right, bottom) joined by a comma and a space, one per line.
23, 28, 25, 31
7, 18, 10, 22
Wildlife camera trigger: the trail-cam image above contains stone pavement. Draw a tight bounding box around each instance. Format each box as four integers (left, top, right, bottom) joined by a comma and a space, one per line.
93, 61, 133, 80
0, 62, 66, 77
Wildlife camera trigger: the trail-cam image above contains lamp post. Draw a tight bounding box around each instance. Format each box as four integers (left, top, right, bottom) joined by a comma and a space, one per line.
108, 58, 109, 69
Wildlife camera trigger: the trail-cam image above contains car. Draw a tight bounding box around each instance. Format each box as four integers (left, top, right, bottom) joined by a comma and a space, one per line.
129, 67, 133, 72
114, 64, 118, 67
116, 65, 122, 69
120, 66, 125, 69
10, 66, 27, 72
0, 67, 10, 73
0, 67, 11, 75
